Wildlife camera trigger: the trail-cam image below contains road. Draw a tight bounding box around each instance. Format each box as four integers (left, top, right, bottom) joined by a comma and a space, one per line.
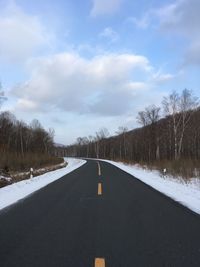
0, 159, 200, 266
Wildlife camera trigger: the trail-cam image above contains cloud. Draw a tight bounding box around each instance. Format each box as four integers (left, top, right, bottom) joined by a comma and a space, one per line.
89, 81, 148, 116
152, 70, 175, 83
99, 27, 119, 43
16, 99, 39, 111
157, 0, 200, 37
185, 41, 200, 66
129, 1, 181, 30
158, 0, 200, 65
12, 52, 160, 116
128, 14, 151, 30
157, 0, 200, 65
0, 2, 52, 63
131, 0, 200, 65
90, 0, 123, 17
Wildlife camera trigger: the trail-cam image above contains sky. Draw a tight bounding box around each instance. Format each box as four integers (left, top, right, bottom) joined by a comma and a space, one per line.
0, 0, 200, 144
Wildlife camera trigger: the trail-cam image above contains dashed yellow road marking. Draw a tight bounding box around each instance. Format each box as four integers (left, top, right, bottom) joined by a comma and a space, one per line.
98, 183, 102, 195
97, 161, 101, 176
95, 258, 105, 267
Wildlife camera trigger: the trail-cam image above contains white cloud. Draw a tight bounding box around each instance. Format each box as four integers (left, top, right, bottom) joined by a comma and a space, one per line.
12, 52, 158, 116
157, 0, 200, 65
91, 0, 123, 17
0, 2, 52, 63
128, 14, 151, 30
157, 0, 200, 37
152, 70, 175, 83
132, 0, 200, 65
129, 1, 180, 30
185, 41, 200, 66
99, 27, 119, 43
16, 99, 38, 111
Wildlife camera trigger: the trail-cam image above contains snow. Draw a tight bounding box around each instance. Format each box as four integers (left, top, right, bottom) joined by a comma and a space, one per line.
0, 175, 12, 182
0, 158, 86, 211
102, 160, 200, 215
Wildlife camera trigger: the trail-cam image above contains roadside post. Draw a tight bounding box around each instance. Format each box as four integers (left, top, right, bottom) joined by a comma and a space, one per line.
30, 168, 33, 179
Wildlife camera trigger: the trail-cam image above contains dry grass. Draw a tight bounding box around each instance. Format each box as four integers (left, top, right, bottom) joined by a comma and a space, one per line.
0, 152, 64, 172
11, 162, 67, 182
114, 158, 200, 181
139, 159, 200, 181
0, 153, 66, 188
0, 152, 65, 188
0, 179, 10, 188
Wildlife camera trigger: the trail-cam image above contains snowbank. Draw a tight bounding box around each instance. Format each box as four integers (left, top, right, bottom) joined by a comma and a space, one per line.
0, 176, 12, 182
0, 158, 86, 211
102, 160, 200, 215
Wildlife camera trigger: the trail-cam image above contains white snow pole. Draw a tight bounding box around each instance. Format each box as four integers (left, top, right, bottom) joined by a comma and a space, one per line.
30, 168, 33, 179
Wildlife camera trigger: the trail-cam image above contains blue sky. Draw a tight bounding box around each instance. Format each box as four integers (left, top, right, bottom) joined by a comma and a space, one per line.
0, 0, 200, 144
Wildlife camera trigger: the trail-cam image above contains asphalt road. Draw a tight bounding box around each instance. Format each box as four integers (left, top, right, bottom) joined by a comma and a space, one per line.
0, 159, 200, 267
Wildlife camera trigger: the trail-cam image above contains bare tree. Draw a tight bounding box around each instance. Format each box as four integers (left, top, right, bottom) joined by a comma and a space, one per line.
65, 89, 200, 171
95, 128, 110, 158
145, 105, 161, 124
137, 105, 160, 126
162, 91, 180, 159
116, 126, 128, 159
162, 89, 199, 160
146, 105, 161, 160
137, 111, 148, 126
137, 105, 161, 161
178, 89, 199, 157
0, 111, 55, 156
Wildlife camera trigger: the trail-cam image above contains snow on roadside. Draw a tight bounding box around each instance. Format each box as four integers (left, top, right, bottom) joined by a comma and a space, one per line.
102, 160, 200, 215
0, 175, 12, 182
0, 158, 86, 211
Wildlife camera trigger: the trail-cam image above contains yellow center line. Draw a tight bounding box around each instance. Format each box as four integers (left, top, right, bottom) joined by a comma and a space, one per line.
95, 258, 105, 267
98, 183, 102, 195
97, 161, 101, 176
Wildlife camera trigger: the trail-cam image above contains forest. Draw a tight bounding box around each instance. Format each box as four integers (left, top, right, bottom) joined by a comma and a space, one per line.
0, 110, 62, 173
65, 89, 200, 178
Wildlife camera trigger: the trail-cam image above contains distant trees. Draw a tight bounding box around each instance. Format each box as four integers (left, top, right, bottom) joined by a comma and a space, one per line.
95, 128, 110, 158
65, 89, 200, 165
0, 85, 61, 173
162, 89, 199, 160
137, 105, 160, 126
73, 128, 110, 159
137, 105, 161, 161
115, 126, 128, 160
0, 111, 54, 157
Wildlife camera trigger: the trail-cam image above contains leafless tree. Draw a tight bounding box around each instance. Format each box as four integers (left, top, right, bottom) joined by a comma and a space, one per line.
65, 89, 200, 171
94, 128, 110, 158
137, 105, 161, 160
137, 111, 148, 126
162, 89, 199, 159
137, 105, 160, 126
115, 126, 128, 159
0, 112, 55, 157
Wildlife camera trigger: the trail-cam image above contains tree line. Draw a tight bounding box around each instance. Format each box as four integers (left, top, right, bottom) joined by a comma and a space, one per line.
65, 89, 200, 165
0, 84, 60, 172
0, 111, 55, 157
0, 83, 55, 158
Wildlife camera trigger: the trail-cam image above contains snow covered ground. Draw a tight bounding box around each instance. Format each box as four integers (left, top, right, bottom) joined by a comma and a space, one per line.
102, 160, 200, 215
0, 175, 12, 182
0, 158, 86, 211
